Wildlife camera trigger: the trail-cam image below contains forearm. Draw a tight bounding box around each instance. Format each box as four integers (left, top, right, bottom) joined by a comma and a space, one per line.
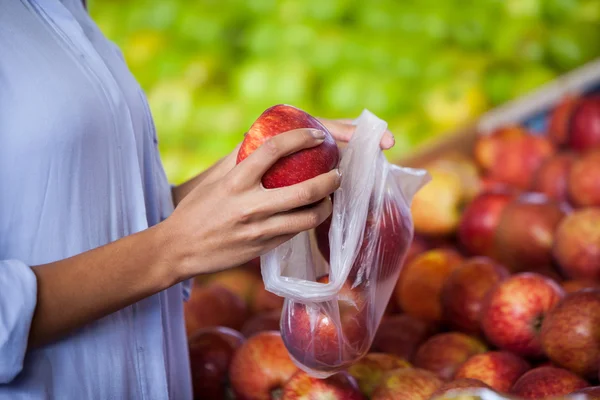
29, 223, 180, 348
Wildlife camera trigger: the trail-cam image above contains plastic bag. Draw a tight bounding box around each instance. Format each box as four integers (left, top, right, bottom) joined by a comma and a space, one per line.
261, 109, 430, 377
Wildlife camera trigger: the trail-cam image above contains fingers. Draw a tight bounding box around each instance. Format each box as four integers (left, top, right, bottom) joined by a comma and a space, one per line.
234, 128, 327, 185
262, 196, 333, 237
262, 169, 341, 213
318, 118, 395, 150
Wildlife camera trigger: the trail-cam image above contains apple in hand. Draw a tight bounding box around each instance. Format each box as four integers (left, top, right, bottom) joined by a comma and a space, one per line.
494, 193, 568, 272
184, 284, 248, 337
281, 276, 370, 371
474, 125, 555, 189
510, 366, 589, 399
228, 331, 298, 400
395, 248, 464, 322
370, 368, 443, 400
413, 332, 487, 381
370, 314, 439, 361
458, 191, 516, 258
240, 310, 281, 338
281, 371, 365, 400
347, 353, 411, 397
553, 208, 600, 281
236, 104, 339, 189
481, 273, 565, 358
531, 152, 575, 202
568, 149, 600, 207
540, 289, 600, 379
441, 257, 510, 334
188, 326, 245, 399
565, 95, 600, 152
454, 351, 531, 393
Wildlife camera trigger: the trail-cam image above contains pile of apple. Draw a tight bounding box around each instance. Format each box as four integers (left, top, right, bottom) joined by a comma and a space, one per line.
183, 96, 600, 400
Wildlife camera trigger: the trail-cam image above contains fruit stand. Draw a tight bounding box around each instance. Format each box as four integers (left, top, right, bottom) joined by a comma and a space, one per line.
88, 0, 600, 184
183, 59, 600, 399
86, 1, 600, 398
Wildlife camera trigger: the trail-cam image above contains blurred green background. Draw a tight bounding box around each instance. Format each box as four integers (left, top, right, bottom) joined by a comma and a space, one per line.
88, 0, 600, 184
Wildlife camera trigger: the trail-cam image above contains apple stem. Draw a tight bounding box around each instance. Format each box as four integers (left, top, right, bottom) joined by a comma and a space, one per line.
533, 314, 544, 332
271, 387, 283, 400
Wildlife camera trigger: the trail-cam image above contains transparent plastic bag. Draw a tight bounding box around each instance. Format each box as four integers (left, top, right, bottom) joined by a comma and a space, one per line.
261, 109, 430, 377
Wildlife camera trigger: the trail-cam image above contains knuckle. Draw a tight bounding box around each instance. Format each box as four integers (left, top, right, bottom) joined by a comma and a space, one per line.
263, 137, 281, 157
305, 211, 321, 228
244, 224, 266, 242
225, 174, 244, 193
236, 206, 255, 224
297, 185, 319, 204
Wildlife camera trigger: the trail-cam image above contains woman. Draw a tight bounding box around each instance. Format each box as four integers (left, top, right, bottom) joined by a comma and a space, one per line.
0, 0, 395, 398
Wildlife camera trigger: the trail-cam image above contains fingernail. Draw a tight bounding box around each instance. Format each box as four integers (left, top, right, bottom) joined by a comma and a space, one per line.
383, 135, 395, 148
310, 129, 326, 139
335, 168, 342, 183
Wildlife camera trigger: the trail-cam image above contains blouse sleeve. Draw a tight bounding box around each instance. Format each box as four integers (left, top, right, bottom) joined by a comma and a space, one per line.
0, 259, 37, 383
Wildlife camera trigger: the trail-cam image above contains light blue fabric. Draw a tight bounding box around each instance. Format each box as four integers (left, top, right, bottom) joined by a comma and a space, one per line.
0, 0, 193, 398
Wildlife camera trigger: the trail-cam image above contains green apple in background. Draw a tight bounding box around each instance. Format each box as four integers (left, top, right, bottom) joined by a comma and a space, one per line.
146, 78, 194, 143
483, 63, 518, 106
308, 28, 345, 72
422, 77, 488, 131
231, 57, 313, 109
491, 18, 548, 63
511, 63, 557, 98
547, 22, 600, 72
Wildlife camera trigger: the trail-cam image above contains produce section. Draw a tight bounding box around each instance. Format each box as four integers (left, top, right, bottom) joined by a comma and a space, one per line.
182, 72, 600, 398
84, 1, 600, 398
88, 0, 600, 184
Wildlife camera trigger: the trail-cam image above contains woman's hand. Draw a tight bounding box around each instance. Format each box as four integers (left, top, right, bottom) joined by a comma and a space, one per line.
318, 118, 396, 150
164, 128, 341, 279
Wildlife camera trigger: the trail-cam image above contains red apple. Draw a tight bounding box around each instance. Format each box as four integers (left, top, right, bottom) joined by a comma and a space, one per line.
570, 386, 600, 399
510, 366, 589, 399
532, 152, 576, 202
441, 257, 511, 334
458, 191, 516, 257
395, 249, 464, 322
281, 370, 365, 400
454, 351, 531, 393
553, 208, 600, 281
566, 95, 600, 152
568, 150, 600, 207
241, 310, 281, 338
494, 192, 568, 272
347, 353, 411, 397
474, 125, 555, 189
411, 164, 464, 236
205, 267, 262, 306
229, 331, 298, 400
429, 378, 493, 398
370, 314, 439, 362
188, 326, 245, 399
281, 276, 370, 372
317, 194, 411, 285
540, 289, 600, 379
241, 257, 262, 276
184, 284, 248, 337
370, 368, 443, 400
315, 214, 332, 262
561, 280, 600, 294
413, 332, 488, 380
236, 104, 339, 189
481, 273, 565, 358
549, 94, 582, 147
251, 283, 285, 314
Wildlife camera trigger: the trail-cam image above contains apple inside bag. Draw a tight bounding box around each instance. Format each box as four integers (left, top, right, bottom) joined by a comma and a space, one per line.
261, 110, 430, 377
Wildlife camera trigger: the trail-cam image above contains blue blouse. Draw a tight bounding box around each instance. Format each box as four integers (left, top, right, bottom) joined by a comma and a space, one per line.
0, 0, 193, 398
